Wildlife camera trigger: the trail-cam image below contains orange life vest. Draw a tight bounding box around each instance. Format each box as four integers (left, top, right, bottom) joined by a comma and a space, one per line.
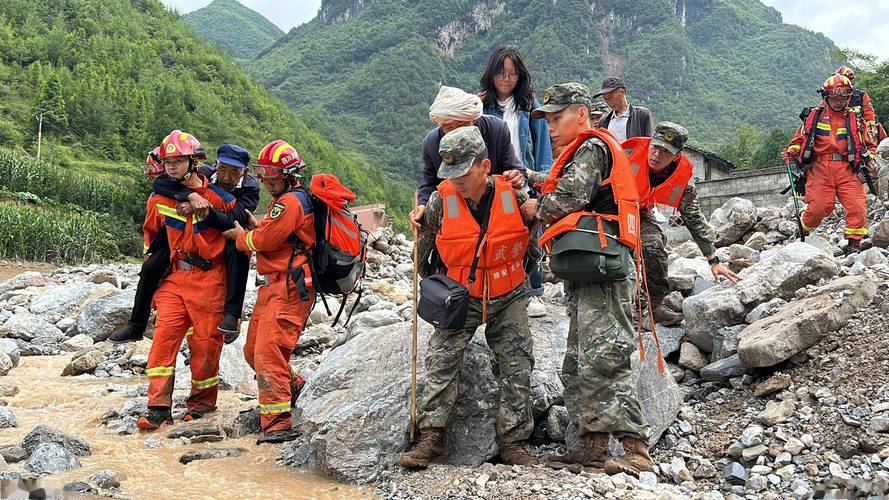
436, 176, 529, 299
624, 136, 694, 210
539, 128, 640, 250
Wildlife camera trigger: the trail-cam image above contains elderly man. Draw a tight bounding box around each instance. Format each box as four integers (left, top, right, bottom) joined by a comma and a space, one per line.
595, 77, 653, 143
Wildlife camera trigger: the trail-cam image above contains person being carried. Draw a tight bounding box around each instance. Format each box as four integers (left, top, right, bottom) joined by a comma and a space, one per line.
624, 122, 740, 326
400, 126, 539, 469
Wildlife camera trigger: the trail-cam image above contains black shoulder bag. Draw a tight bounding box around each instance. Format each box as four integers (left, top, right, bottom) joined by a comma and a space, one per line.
417, 191, 493, 330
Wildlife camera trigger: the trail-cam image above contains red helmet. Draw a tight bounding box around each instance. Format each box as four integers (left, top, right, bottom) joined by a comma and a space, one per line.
821, 74, 853, 98
143, 147, 164, 178
835, 65, 855, 82
159, 130, 206, 160
253, 140, 305, 179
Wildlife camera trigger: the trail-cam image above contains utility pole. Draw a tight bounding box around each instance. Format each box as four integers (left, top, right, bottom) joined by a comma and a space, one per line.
35, 111, 44, 162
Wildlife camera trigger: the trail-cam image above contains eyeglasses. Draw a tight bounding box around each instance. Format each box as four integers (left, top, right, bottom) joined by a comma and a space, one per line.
494, 72, 519, 82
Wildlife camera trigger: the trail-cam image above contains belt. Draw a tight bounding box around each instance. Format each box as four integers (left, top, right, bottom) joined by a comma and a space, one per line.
813, 153, 850, 162
176, 260, 194, 271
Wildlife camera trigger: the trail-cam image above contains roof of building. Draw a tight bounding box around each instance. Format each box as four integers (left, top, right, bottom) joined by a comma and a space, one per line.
726, 165, 786, 178
684, 144, 736, 172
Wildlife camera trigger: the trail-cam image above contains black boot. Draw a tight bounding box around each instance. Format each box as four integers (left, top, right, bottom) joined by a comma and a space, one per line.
218, 314, 239, 344
109, 324, 145, 344
137, 407, 173, 431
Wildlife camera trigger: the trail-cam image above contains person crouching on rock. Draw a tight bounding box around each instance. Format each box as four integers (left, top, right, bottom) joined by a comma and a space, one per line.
223, 140, 314, 445
138, 130, 236, 430
517, 83, 653, 476
400, 126, 539, 468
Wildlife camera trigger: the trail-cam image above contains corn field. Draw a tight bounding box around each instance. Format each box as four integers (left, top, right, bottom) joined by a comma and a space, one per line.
0, 148, 131, 214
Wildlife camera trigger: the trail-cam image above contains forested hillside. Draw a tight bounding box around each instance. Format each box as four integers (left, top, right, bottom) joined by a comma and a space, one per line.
182, 0, 284, 61
250, 0, 841, 180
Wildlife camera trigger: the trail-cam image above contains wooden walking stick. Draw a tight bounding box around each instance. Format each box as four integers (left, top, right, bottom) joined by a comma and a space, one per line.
409, 192, 420, 443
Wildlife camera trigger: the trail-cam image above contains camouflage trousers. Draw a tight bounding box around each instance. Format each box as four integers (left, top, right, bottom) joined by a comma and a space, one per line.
563, 279, 651, 441
640, 216, 671, 306
417, 285, 535, 443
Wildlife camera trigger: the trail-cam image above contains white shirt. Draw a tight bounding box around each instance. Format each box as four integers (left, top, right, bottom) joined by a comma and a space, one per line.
607, 106, 631, 143
498, 95, 522, 160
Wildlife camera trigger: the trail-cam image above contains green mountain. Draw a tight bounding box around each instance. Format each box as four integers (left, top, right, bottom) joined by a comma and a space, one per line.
250, 0, 842, 180
182, 0, 285, 61
0, 0, 409, 263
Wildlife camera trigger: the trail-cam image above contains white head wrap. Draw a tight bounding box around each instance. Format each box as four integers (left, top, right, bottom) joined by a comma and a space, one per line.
428, 86, 483, 126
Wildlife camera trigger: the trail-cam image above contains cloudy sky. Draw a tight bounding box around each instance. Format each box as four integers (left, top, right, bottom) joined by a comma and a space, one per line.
164, 0, 888, 61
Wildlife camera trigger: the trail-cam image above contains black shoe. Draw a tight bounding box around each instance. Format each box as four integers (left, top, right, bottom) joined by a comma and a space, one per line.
137, 407, 173, 431
256, 429, 300, 445
218, 314, 239, 344
109, 324, 145, 344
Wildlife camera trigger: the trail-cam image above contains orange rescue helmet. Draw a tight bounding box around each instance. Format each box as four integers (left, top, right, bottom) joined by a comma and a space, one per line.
143, 146, 164, 178
159, 130, 206, 160
835, 65, 856, 82
821, 74, 853, 98
253, 140, 305, 180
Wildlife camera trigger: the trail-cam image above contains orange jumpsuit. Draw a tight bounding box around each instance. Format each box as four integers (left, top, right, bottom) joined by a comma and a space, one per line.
143, 194, 164, 255
145, 176, 237, 414
788, 105, 876, 240
237, 190, 315, 432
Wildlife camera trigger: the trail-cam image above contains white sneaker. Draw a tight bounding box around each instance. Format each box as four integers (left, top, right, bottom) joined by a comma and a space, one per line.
527, 296, 546, 318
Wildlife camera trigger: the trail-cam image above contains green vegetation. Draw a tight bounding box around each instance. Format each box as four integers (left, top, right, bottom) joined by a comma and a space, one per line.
182, 0, 285, 61
716, 125, 795, 169
247, 0, 842, 181
0, 0, 411, 263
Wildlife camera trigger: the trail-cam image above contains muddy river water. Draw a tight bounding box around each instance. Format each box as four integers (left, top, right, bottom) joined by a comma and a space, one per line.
1, 349, 371, 498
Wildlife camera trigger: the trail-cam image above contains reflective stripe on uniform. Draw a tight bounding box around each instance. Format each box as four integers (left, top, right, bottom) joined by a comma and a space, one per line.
800, 220, 814, 232
192, 376, 219, 389
146, 366, 174, 377
445, 194, 459, 219
259, 401, 291, 415
500, 190, 515, 215
156, 204, 204, 222
844, 227, 868, 236
668, 185, 683, 204
245, 230, 258, 252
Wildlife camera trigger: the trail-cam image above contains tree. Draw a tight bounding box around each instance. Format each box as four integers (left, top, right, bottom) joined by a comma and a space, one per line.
751, 127, 795, 168
717, 124, 762, 170
36, 70, 68, 129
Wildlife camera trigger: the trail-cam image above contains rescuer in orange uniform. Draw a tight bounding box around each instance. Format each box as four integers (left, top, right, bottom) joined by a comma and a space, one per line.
138, 130, 237, 431
223, 140, 315, 444
787, 74, 877, 253
835, 65, 879, 145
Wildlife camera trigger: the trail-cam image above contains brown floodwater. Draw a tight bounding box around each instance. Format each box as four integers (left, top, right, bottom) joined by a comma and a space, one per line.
1, 355, 372, 499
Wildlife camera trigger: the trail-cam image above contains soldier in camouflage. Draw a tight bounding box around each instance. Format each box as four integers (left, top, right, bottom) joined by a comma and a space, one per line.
518, 83, 654, 477
633, 122, 740, 326
400, 126, 539, 469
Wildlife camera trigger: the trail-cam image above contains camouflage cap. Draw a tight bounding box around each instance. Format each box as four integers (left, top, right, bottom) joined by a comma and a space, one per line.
531, 83, 593, 120
438, 126, 487, 179
650, 122, 689, 154
590, 101, 609, 116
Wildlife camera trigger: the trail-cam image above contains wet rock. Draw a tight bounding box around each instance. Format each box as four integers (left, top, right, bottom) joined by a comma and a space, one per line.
61, 349, 105, 376
678, 342, 707, 371
16, 341, 61, 357
0, 312, 63, 343
0, 407, 16, 427
224, 408, 261, 438
757, 399, 796, 427
179, 447, 245, 465
88, 270, 121, 288
754, 373, 792, 397
143, 437, 163, 449
71, 289, 136, 341
60, 333, 94, 353
23, 442, 82, 473
0, 445, 27, 463
88, 469, 123, 489
700, 354, 747, 382
63, 481, 97, 494
167, 422, 225, 440
738, 276, 876, 368
711, 198, 757, 246
0, 385, 18, 397
0, 351, 12, 376
0, 339, 21, 367
22, 425, 91, 456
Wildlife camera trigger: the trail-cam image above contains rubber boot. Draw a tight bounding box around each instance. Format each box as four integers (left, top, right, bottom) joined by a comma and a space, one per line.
652, 305, 683, 327
547, 432, 609, 470
844, 238, 862, 255
399, 428, 444, 469
109, 324, 145, 344
604, 436, 654, 477
500, 441, 539, 466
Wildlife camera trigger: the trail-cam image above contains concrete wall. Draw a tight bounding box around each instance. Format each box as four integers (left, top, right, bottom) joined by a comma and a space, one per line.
696, 167, 789, 215
685, 149, 734, 182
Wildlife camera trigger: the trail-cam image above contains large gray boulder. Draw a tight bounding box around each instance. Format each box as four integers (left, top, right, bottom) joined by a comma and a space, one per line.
683, 242, 838, 349
0, 338, 19, 366
23, 442, 81, 473
0, 312, 63, 343
29, 281, 111, 323
71, 289, 136, 341
61, 349, 105, 376
22, 425, 92, 457
738, 276, 876, 368
710, 198, 757, 247
872, 220, 889, 249
0, 272, 44, 296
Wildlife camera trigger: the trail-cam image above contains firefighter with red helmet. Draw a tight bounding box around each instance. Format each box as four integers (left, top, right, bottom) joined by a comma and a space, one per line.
835, 66, 880, 144
138, 130, 237, 430
787, 75, 877, 253
222, 140, 315, 444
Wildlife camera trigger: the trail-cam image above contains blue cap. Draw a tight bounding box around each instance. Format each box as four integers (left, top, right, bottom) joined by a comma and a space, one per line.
216, 144, 250, 169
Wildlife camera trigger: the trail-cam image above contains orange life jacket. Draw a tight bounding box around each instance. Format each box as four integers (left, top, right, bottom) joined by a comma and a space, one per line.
624, 136, 694, 210
436, 176, 529, 299
539, 128, 640, 250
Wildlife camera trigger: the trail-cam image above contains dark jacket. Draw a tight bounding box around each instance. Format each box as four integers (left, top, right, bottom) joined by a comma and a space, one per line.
153, 165, 261, 231
418, 114, 525, 206
483, 98, 553, 173
599, 104, 654, 140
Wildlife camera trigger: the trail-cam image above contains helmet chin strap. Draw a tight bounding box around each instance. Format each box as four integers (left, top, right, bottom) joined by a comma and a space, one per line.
170, 158, 197, 184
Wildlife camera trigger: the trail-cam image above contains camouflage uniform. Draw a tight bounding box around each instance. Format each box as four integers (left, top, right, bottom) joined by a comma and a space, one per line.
533, 83, 651, 441
639, 123, 717, 304
415, 127, 536, 444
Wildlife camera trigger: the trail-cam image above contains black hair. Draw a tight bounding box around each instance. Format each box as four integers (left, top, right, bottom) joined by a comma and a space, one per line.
479, 46, 535, 112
